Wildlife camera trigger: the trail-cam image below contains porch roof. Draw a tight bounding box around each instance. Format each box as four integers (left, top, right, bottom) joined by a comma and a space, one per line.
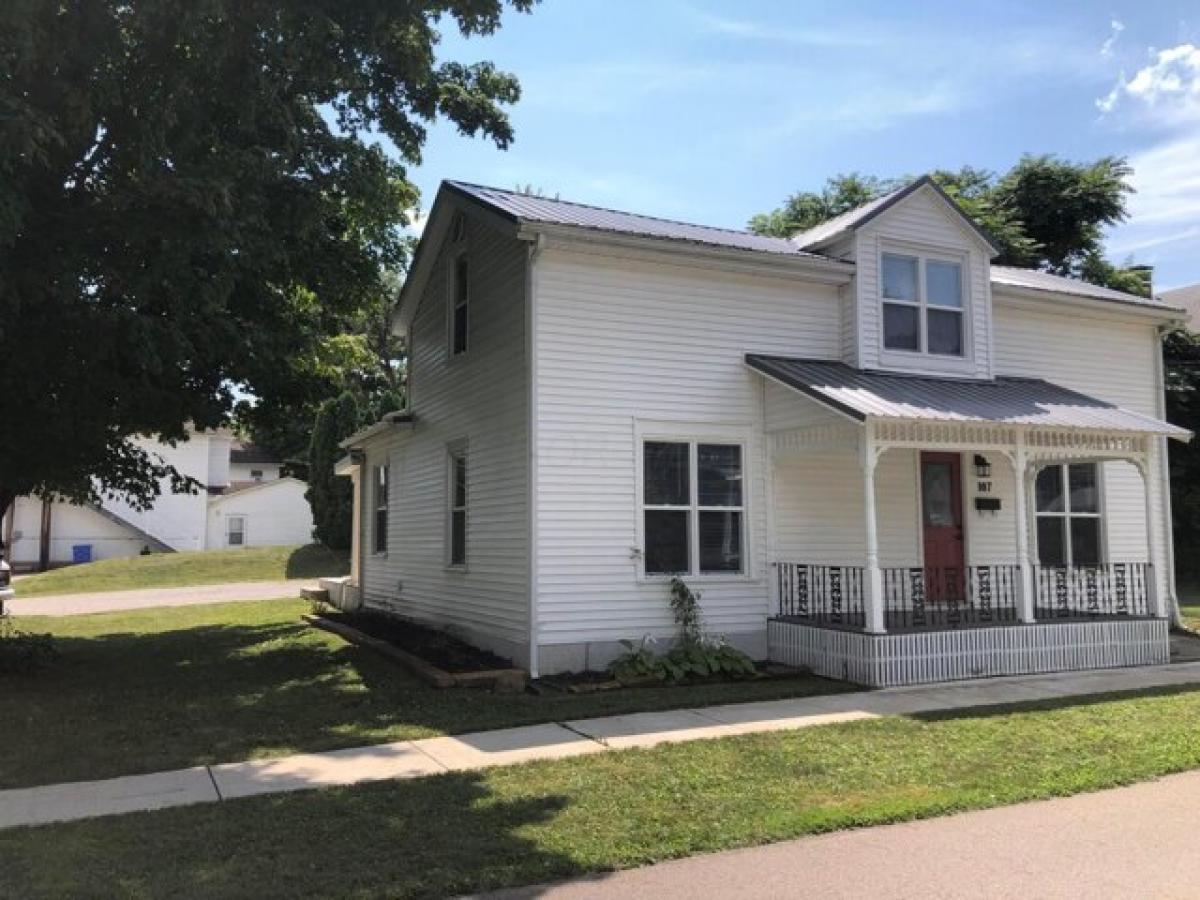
746, 355, 1190, 439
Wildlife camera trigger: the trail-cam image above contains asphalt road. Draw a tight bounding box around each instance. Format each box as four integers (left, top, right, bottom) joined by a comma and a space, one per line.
484, 769, 1200, 899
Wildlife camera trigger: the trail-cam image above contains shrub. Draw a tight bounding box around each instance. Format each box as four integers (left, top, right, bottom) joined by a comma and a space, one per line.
608, 578, 758, 684
0, 614, 59, 675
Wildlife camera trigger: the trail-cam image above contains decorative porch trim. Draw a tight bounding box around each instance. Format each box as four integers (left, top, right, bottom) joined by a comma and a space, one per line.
769, 423, 860, 456
768, 618, 1168, 687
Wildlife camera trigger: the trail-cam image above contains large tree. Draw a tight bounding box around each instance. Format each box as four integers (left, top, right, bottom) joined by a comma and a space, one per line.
749, 155, 1146, 296
0, 0, 533, 523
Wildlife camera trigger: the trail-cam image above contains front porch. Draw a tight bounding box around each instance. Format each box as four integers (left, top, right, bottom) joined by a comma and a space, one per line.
751, 355, 1189, 687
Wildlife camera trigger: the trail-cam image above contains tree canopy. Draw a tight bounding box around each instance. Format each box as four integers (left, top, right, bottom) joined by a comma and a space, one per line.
0, 0, 534, 520
749, 156, 1147, 296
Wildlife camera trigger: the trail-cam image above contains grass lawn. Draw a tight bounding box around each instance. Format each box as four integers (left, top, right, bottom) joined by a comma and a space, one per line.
0, 599, 845, 789
4, 685, 1200, 898
13, 544, 348, 597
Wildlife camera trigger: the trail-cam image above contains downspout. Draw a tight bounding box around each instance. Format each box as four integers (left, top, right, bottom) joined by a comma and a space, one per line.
525, 233, 546, 678
1153, 322, 1182, 625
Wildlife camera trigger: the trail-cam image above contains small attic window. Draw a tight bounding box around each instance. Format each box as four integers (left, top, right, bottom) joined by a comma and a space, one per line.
450, 211, 467, 243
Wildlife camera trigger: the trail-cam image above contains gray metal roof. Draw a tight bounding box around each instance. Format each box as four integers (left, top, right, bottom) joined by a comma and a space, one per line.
992, 266, 1177, 312
445, 181, 833, 259
788, 176, 1003, 253
746, 355, 1190, 438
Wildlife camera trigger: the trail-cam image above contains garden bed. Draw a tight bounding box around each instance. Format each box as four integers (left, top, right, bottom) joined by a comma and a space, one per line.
306, 610, 526, 692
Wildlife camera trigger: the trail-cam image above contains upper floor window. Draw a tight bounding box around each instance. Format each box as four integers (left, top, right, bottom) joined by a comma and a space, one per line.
449, 254, 469, 356
881, 252, 964, 357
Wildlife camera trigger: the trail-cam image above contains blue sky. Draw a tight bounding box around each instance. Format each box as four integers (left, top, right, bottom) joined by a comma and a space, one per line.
401, 1, 1200, 290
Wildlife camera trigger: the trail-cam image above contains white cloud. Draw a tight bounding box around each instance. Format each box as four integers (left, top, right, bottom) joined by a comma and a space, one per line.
1096, 43, 1200, 120
1100, 19, 1125, 57
1106, 132, 1200, 284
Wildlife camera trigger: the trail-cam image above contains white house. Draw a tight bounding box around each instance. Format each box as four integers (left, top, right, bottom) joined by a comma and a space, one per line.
5, 432, 314, 567
337, 176, 1190, 687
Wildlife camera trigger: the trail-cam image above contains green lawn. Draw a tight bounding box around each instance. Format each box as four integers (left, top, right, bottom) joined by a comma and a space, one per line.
13, 544, 348, 597
0, 599, 845, 789
4, 685, 1200, 899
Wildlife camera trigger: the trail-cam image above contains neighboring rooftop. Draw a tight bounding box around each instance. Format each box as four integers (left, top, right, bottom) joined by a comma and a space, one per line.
1161, 283, 1200, 325
229, 441, 277, 465
746, 355, 1189, 438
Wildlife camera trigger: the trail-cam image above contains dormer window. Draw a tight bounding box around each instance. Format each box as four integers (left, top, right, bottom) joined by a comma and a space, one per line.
881, 252, 964, 357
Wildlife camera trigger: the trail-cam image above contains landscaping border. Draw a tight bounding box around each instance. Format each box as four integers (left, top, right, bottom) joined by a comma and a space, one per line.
302, 614, 527, 692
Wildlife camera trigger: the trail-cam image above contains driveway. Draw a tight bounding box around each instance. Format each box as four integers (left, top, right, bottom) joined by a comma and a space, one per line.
486, 769, 1200, 899
5, 580, 309, 616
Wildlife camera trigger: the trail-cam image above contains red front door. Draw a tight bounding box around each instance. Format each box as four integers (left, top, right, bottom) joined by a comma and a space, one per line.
921, 452, 965, 602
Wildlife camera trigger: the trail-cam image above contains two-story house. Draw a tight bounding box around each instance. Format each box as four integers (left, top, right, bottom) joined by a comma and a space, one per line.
336, 176, 1190, 687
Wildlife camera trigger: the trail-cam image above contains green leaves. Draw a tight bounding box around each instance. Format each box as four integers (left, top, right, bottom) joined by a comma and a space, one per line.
0, 0, 534, 513
748, 156, 1146, 297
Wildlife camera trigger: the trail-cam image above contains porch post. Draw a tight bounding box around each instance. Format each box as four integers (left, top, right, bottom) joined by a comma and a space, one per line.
1011, 436, 1036, 624
1138, 452, 1166, 618
861, 427, 886, 634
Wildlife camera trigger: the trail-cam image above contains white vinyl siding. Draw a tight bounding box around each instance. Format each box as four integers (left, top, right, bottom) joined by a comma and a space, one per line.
358, 210, 530, 663
533, 246, 842, 649
993, 298, 1163, 593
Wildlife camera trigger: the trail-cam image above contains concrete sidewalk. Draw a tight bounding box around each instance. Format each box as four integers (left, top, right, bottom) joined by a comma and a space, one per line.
484, 769, 1200, 899
4, 660, 1200, 831
6, 580, 309, 617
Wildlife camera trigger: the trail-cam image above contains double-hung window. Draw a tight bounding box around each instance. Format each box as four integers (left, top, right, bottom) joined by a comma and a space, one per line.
447, 451, 467, 567
226, 516, 246, 547
373, 464, 389, 554
1035, 463, 1102, 567
881, 252, 964, 357
450, 254, 469, 356
642, 441, 744, 576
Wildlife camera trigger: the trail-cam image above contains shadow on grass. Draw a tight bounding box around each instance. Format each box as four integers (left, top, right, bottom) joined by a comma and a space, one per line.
0, 615, 847, 790
285, 545, 350, 580
905, 681, 1200, 724
0, 771, 582, 899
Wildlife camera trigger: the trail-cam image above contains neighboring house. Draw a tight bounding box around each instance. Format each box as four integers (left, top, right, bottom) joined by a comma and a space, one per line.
4, 433, 314, 567
1161, 283, 1200, 327
336, 176, 1190, 687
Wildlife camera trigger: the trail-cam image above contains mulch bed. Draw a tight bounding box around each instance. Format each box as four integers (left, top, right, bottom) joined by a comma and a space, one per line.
321, 610, 513, 674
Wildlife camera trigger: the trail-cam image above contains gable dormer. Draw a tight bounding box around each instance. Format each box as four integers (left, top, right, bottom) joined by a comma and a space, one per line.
793, 177, 1001, 379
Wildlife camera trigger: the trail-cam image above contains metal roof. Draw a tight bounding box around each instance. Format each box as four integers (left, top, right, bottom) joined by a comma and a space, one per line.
788, 176, 1003, 253
437, 180, 1169, 313
229, 441, 277, 465
746, 355, 1190, 439
992, 266, 1178, 312
445, 181, 834, 259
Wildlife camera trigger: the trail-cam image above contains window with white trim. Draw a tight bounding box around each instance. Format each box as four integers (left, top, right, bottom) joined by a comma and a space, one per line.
881, 252, 964, 357
226, 515, 246, 547
447, 450, 467, 567
373, 465, 389, 554
642, 441, 744, 576
1035, 463, 1101, 567
449, 254, 469, 356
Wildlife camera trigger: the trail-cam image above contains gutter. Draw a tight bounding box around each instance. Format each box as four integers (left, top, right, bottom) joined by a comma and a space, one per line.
992, 284, 1188, 322
524, 232, 546, 679
1153, 322, 1182, 625
339, 411, 415, 451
